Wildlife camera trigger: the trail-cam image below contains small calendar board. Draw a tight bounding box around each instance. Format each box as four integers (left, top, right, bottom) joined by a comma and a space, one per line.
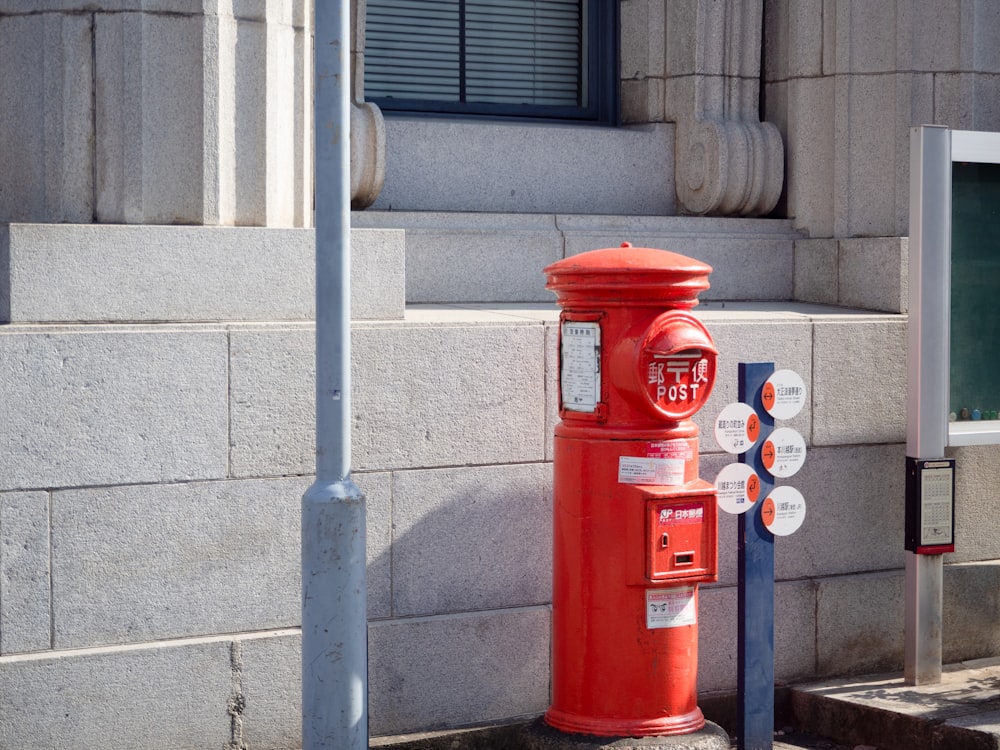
905, 457, 956, 554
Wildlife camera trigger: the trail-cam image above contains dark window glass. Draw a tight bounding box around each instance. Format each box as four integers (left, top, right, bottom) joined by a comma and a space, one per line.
365, 0, 617, 122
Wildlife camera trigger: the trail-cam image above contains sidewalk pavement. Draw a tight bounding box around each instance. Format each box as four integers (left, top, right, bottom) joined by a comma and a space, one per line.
787, 657, 1000, 750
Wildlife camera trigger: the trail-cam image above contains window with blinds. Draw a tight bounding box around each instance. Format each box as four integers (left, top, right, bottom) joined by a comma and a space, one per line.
365, 0, 617, 121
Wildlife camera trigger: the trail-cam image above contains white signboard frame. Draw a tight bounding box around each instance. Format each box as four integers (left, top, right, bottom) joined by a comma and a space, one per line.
910, 127, 1000, 449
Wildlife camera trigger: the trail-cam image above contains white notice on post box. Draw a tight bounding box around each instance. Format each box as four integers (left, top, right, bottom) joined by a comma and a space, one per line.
618, 456, 685, 486
646, 586, 697, 630
560, 321, 601, 413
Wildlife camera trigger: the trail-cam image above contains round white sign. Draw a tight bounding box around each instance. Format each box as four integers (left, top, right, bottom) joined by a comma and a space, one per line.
761, 369, 807, 420
713, 402, 761, 454
760, 427, 807, 478
715, 462, 761, 515
760, 485, 806, 536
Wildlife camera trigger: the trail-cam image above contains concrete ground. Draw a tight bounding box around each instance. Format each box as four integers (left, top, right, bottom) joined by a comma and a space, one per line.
373, 659, 1000, 749
788, 658, 1000, 750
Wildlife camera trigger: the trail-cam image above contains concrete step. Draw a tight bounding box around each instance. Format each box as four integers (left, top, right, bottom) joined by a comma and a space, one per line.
0, 223, 406, 323
3, 217, 906, 325
353, 211, 806, 304
789, 659, 1000, 750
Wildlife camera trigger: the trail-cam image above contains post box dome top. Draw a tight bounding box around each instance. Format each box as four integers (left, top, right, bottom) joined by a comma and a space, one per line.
544, 243, 712, 308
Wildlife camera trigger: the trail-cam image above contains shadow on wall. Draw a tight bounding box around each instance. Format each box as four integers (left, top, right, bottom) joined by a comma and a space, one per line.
361, 462, 554, 737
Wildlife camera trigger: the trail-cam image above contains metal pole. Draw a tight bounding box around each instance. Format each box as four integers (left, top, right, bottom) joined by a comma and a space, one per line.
302, 0, 368, 747
904, 125, 950, 685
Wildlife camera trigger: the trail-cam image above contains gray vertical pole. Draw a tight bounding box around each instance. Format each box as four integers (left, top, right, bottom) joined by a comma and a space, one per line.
302, 0, 368, 747
904, 125, 950, 686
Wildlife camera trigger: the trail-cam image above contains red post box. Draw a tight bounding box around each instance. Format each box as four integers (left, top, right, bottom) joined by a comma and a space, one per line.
543, 243, 719, 738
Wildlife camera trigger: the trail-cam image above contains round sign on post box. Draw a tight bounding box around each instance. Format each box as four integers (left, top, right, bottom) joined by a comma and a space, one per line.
636, 311, 718, 421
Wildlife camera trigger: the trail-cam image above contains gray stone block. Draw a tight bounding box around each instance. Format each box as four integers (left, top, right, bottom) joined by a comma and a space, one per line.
229, 321, 547, 477
370, 117, 675, 216
816, 570, 904, 676
699, 580, 816, 694
785, 76, 836, 237
50, 473, 391, 648
92, 6, 309, 226
947, 445, 1000, 565
0, 328, 228, 491
0, 637, 233, 749
788, 0, 824, 78
900, 0, 963, 72
352, 212, 563, 304
838, 74, 899, 238
353, 323, 547, 470
0, 13, 93, 224
0, 224, 404, 323
942, 562, 1000, 664
794, 239, 839, 305
694, 315, 813, 449
843, 1, 896, 74
391, 463, 552, 618
51, 478, 305, 648
0, 491, 50, 654
239, 631, 302, 750
229, 327, 313, 477
361, 471, 395, 619
697, 586, 738, 693
776, 444, 907, 580
557, 214, 801, 302
95, 12, 206, 224
972, 6, 1000, 73
545, 322, 559, 462
368, 607, 551, 736
838, 237, 908, 313
812, 317, 907, 446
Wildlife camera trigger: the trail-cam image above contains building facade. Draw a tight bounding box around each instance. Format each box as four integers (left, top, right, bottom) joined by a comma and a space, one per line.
2, 1, 1000, 747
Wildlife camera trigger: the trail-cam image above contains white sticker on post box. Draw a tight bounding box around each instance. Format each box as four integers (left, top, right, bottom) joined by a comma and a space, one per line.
760, 427, 807, 478
560, 321, 600, 413
619, 456, 685, 486
646, 586, 697, 630
714, 402, 760, 454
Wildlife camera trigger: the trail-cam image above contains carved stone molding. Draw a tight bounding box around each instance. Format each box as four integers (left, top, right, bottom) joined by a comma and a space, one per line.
350, 0, 386, 209
664, 0, 783, 216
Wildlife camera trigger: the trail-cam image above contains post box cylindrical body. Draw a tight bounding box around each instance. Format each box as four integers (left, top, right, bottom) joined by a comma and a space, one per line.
543, 244, 718, 738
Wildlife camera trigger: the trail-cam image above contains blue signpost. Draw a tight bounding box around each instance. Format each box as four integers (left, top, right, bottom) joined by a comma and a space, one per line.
737, 362, 775, 750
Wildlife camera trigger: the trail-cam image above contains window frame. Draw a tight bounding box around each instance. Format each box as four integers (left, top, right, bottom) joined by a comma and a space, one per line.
364, 0, 620, 124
